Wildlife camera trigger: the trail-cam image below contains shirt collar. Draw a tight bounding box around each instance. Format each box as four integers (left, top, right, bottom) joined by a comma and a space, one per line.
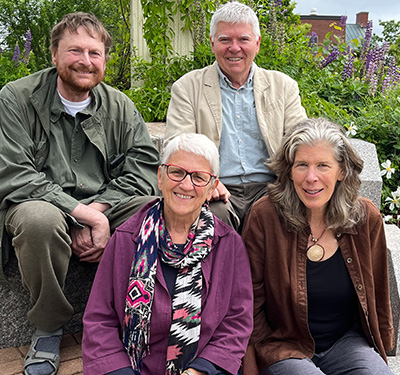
216, 62, 255, 89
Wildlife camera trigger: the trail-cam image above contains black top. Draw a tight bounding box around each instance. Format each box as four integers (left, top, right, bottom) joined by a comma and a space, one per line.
307, 247, 358, 353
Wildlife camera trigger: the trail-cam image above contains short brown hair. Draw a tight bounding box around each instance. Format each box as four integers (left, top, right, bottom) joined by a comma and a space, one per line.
50, 12, 112, 61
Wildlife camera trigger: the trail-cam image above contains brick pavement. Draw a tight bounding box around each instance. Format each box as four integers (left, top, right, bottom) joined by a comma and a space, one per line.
0, 332, 83, 375
1, 332, 398, 374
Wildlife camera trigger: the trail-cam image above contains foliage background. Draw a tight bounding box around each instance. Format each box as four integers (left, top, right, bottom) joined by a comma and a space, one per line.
1, 0, 400, 221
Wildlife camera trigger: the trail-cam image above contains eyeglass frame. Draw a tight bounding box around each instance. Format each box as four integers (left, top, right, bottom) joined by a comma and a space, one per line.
161, 163, 217, 187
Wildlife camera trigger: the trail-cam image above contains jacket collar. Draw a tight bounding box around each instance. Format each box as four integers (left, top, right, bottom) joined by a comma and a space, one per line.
29, 67, 103, 134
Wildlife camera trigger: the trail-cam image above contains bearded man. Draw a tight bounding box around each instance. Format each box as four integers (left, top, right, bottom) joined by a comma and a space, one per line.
0, 12, 159, 375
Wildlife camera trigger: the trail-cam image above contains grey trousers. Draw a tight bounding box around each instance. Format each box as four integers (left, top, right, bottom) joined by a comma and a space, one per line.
5, 196, 154, 332
261, 326, 393, 375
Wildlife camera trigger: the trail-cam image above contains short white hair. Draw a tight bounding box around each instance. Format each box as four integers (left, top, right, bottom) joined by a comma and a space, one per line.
162, 133, 219, 176
210, 1, 261, 41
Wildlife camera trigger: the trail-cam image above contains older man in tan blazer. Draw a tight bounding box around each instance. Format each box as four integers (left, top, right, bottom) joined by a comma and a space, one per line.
166, 1, 307, 231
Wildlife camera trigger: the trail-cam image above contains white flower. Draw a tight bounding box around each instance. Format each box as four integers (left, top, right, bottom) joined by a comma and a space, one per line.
385, 191, 400, 211
380, 159, 395, 179
345, 122, 358, 136
384, 214, 393, 223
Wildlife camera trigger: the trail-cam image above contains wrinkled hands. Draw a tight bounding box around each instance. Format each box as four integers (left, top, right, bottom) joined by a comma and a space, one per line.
210, 181, 231, 203
70, 202, 111, 262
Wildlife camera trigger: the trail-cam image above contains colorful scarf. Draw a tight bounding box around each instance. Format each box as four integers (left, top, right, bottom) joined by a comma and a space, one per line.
122, 199, 214, 374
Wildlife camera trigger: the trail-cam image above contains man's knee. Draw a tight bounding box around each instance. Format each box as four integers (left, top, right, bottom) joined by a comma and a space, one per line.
6, 201, 67, 234
6, 201, 70, 252
209, 200, 240, 231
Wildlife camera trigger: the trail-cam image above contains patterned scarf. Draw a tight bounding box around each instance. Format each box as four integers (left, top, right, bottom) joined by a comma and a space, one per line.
122, 199, 214, 374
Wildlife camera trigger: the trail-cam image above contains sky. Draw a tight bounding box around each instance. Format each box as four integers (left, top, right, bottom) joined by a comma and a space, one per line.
293, 0, 400, 36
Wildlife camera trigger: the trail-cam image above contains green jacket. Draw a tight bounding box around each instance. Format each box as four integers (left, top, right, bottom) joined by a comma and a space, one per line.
0, 67, 160, 282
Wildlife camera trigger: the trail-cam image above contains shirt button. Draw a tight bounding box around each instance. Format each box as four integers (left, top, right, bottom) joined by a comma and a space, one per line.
346, 258, 352, 263
214, 135, 219, 141
237, 115, 240, 119
74, 158, 79, 163
357, 284, 363, 291
79, 183, 84, 188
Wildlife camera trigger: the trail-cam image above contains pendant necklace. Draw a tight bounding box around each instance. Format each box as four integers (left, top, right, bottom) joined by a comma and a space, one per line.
307, 228, 326, 262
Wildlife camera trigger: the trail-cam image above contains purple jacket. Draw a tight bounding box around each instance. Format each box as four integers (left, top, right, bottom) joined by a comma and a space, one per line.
82, 200, 253, 375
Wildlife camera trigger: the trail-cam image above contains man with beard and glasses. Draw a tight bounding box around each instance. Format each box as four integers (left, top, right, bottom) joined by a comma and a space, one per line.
0, 12, 159, 375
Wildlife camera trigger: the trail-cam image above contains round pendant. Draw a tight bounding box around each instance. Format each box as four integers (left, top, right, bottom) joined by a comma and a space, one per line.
307, 244, 325, 262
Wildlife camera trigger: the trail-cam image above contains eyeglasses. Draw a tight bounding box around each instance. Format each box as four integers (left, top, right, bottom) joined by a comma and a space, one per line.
162, 163, 216, 187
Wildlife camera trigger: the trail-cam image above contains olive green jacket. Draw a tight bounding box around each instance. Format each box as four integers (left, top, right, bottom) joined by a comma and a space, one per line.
0, 67, 160, 282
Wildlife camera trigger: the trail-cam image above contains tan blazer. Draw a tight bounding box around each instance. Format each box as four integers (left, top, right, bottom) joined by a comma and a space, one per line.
165, 62, 307, 156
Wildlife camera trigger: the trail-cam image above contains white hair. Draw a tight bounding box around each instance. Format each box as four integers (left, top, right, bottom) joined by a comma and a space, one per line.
162, 133, 220, 176
210, 1, 261, 41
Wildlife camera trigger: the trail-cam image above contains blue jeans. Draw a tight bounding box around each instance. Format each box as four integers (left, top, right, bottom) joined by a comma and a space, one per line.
262, 327, 393, 375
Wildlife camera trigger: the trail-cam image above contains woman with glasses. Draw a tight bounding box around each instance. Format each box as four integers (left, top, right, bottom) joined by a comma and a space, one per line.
82, 133, 253, 375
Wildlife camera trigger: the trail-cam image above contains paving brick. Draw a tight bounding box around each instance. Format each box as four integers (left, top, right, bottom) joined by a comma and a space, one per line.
0, 347, 23, 363
0, 333, 83, 375
60, 345, 82, 362
1, 358, 24, 375
58, 357, 83, 375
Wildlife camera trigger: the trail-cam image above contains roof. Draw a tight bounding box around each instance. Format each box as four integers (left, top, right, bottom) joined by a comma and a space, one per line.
346, 23, 366, 47
300, 15, 342, 21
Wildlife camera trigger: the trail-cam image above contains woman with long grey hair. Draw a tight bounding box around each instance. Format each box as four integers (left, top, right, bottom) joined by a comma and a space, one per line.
243, 118, 394, 375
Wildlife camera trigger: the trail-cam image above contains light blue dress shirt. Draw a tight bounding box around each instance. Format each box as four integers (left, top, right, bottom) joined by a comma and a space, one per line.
217, 63, 274, 185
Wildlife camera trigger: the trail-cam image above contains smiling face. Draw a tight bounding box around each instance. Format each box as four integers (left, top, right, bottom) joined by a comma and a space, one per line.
291, 142, 344, 217
211, 21, 260, 88
52, 26, 106, 101
158, 150, 218, 225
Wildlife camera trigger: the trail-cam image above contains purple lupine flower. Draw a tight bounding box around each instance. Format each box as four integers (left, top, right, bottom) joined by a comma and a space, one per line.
320, 46, 339, 68
23, 29, 32, 63
382, 59, 393, 93
342, 49, 354, 80
361, 20, 373, 62
12, 44, 20, 67
382, 57, 400, 93
275, 0, 282, 8
311, 31, 317, 45
340, 16, 347, 27
369, 73, 378, 96
365, 47, 379, 82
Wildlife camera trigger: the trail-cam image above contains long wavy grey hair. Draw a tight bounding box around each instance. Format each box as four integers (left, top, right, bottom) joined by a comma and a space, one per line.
267, 118, 366, 233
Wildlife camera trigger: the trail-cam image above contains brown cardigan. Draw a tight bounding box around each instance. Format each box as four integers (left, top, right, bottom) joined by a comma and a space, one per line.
242, 195, 394, 370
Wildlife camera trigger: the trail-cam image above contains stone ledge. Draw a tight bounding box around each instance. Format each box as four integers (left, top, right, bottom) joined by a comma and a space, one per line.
0, 255, 97, 349
147, 122, 166, 153
385, 224, 400, 356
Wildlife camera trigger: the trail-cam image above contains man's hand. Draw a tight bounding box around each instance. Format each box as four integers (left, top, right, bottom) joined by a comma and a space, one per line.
210, 181, 231, 203
70, 202, 111, 262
